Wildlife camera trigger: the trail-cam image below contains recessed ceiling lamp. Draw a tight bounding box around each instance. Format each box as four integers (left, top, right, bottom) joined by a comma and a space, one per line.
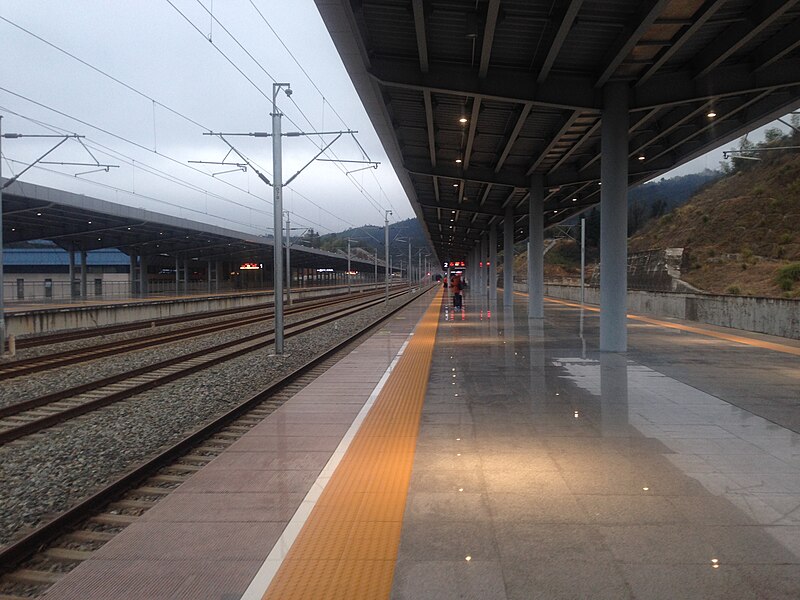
455, 158, 462, 163
459, 117, 468, 124
638, 155, 646, 161
453, 183, 459, 187
572, 198, 577, 202
707, 110, 717, 118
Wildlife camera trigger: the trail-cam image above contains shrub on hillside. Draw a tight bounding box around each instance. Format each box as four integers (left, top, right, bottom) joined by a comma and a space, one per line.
776, 263, 800, 291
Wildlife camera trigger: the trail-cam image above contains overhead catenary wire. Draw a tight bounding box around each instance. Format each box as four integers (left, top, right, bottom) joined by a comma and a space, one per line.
176, 0, 392, 218
243, 1, 398, 216
3, 5, 395, 235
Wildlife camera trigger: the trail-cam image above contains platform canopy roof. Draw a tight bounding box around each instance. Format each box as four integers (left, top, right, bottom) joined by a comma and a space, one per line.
0, 178, 382, 271
316, 0, 800, 260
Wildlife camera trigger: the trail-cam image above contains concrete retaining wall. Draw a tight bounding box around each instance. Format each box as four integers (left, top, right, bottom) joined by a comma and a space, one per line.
7, 283, 383, 338
513, 283, 800, 340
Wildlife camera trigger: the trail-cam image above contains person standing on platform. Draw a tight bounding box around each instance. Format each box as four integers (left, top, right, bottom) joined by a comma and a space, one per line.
452, 275, 463, 310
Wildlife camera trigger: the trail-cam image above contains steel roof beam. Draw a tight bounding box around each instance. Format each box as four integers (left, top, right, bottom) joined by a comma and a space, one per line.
547, 119, 600, 173
645, 90, 776, 163
692, 0, 799, 79
632, 58, 800, 110
538, 0, 584, 83
752, 17, 800, 72
411, 0, 429, 73
423, 90, 437, 166
627, 103, 710, 160
526, 110, 582, 175
405, 159, 528, 188
479, 0, 502, 78
595, 0, 671, 87
369, 59, 600, 111
494, 103, 532, 172
418, 197, 509, 218
637, 0, 727, 86
463, 98, 482, 169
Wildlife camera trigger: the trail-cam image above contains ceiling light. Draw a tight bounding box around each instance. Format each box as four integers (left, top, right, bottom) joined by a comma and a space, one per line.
36, 212, 42, 216
455, 158, 462, 163
88, 220, 92, 224
453, 183, 458, 187
707, 110, 717, 118
638, 155, 646, 161
459, 117, 468, 124
572, 198, 577, 202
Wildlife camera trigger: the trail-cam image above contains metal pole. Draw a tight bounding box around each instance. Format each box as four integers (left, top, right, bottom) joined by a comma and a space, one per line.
80, 249, 87, 299
347, 237, 352, 295
580, 216, 586, 306
129, 253, 136, 296
175, 256, 180, 295
0, 116, 5, 355
286, 212, 292, 306
384, 210, 391, 305
408, 240, 412, 287
272, 83, 286, 354
374, 249, 378, 288
69, 245, 76, 299
503, 207, 514, 307
529, 174, 544, 319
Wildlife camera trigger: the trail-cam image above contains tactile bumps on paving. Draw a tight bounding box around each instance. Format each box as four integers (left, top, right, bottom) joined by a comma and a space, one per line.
262, 290, 443, 600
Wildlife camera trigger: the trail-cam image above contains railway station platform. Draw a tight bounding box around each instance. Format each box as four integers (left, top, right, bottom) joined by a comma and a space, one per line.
41, 287, 800, 599
4, 282, 387, 339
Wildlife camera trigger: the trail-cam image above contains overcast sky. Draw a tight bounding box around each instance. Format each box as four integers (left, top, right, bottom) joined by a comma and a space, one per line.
1, 1, 794, 236
0, 0, 413, 237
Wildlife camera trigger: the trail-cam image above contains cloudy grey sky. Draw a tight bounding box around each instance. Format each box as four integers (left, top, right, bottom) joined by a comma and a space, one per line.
0, 0, 412, 236
1, 1, 794, 236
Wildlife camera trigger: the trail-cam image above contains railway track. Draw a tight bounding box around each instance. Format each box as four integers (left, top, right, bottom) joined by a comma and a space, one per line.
0, 285, 435, 599
0, 286, 402, 381
0, 288, 411, 445
11, 284, 391, 351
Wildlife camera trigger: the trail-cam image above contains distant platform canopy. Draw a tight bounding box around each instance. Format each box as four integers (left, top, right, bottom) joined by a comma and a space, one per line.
1, 178, 383, 271
316, 0, 800, 260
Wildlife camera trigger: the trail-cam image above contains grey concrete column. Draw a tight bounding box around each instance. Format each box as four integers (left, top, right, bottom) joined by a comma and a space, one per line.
207, 259, 212, 293
479, 235, 487, 306
216, 261, 222, 292
129, 253, 137, 296
183, 259, 189, 294
503, 206, 514, 307
68, 246, 76, 299
528, 174, 545, 319
489, 223, 497, 306
175, 256, 180, 294
600, 81, 630, 352
80, 250, 87, 299
139, 255, 148, 297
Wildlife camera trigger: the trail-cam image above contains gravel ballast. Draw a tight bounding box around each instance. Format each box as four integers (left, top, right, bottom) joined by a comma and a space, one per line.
0, 288, 433, 546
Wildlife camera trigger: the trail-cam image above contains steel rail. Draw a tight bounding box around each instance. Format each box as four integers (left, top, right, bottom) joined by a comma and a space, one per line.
0, 284, 436, 576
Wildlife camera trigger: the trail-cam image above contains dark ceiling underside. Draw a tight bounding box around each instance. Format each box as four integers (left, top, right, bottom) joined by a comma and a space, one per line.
317, 0, 800, 261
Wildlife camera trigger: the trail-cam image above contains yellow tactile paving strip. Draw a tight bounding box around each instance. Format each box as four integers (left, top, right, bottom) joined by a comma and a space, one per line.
537, 294, 800, 357
261, 288, 444, 600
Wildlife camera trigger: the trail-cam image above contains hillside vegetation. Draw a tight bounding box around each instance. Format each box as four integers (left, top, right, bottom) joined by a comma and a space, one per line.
629, 149, 800, 297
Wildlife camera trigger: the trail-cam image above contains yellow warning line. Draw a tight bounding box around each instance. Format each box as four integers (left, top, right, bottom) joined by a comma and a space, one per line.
262, 288, 444, 600
538, 294, 800, 357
